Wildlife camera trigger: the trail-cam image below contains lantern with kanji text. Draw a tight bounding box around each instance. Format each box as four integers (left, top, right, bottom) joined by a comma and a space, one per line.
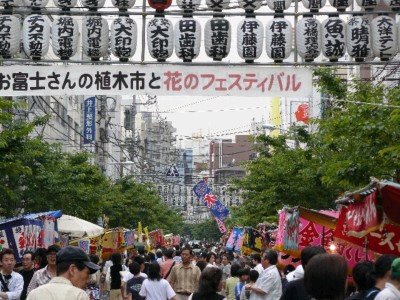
52, 16, 79, 60
204, 17, 231, 61
111, 17, 137, 61
322, 16, 346, 61
296, 16, 321, 62
265, 17, 292, 62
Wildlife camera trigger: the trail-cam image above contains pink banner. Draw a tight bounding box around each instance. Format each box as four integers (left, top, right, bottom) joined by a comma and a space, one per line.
215, 217, 227, 233
276, 209, 286, 246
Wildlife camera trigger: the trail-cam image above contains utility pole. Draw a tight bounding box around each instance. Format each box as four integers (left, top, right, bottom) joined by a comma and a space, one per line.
97, 95, 109, 174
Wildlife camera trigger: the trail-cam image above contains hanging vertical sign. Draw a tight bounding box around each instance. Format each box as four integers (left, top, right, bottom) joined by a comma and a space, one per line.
84, 96, 96, 144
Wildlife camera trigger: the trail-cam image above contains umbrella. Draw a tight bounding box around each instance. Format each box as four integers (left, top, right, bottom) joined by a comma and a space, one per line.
58, 214, 104, 238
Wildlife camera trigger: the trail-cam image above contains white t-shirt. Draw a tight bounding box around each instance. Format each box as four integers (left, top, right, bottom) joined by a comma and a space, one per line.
139, 279, 176, 300
122, 272, 148, 282
286, 265, 304, 282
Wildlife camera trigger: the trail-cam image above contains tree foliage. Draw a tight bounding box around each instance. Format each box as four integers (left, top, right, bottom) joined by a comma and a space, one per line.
231, 68, 400, 226
0, 98, 184, 232
103, 176, 184, 232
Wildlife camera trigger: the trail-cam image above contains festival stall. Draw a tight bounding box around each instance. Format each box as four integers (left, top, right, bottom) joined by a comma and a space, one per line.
225, 226, 264, 255
274, 179, 400, 269
0, 210, 62, 262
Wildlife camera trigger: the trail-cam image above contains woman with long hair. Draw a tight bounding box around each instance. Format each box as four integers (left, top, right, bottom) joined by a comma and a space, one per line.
189, 267, 226, 300
139, 262, 177, 300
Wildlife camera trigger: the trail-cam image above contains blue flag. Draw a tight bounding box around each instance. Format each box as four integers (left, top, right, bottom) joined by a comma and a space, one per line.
193, 180, 229, 220
193, 180, 211, 199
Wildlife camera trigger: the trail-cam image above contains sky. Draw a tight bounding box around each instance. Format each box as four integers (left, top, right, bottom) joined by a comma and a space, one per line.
142, 95, 269, 140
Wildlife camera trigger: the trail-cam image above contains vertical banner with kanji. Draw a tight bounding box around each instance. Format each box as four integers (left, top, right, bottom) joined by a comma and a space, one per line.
225, 227, 244, 253
83, 96, 96, 144
78, 240, 90, 254
284, 209, 300, 250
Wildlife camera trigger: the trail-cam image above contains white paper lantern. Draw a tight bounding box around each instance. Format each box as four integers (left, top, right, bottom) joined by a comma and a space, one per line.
204, 18, 231, 61
175, 18, 201, 62
265, 18, 292, 62
206, 0, 229, 10
328, 0, 351, 11
147, 17, 174, 61
238, 0, 263, 11
398, 20, 400, 51
24, 0, 48, 8
111, 17, 137, 61
383, 0, 400, 11
82, 16, 109, 60
371, 16, 397, 61
82, 0, 105, 9
355, 0, 380, 10
111, 0, 135, 9
53, 0, 77, 9
23, 15, 50, 59
176, 0, 201, 10
302, 0, 326, 11
0, 15, 20, 58
346, 16, 371, 61
0, 0, 22, 7
296, 17, 321, 61
237, 18, 263, 62
266, 0, 291, 11
322, 16, 346, 61
52, 16, 79, 60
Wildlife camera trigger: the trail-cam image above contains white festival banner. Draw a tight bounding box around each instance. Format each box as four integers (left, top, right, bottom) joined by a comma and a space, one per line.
0, 64, 312, 97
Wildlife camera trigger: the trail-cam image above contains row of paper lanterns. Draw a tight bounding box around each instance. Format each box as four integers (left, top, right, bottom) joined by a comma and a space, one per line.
1, 14, 398, 62
2, 0, 399, 12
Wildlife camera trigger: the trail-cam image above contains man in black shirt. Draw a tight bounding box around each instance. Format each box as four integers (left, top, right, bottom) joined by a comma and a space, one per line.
19, 251, 35, 300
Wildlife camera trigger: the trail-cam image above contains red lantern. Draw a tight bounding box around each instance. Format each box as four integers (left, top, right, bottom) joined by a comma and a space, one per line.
147, 0, 172, 10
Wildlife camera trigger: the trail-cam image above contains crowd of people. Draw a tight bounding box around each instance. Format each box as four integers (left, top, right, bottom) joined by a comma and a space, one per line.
0, 242, 399, 300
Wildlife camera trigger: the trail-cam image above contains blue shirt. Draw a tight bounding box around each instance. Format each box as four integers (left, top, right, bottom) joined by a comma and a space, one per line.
235, 282, 245, 300
127, 276, 145, 300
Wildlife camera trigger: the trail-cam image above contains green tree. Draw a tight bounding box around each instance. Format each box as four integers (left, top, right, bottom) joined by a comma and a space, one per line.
314, 68, 400, 188
23, 151, 111, 222
0, 98, 52, 216
103, 176, 184, 232
231, 69, 400, 226
231, 129, 337, 227
180, 219, 222, 242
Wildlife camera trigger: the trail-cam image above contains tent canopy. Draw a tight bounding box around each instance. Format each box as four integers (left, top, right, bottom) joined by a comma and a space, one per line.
58, 214, 104, 238
0, 210, 62, 225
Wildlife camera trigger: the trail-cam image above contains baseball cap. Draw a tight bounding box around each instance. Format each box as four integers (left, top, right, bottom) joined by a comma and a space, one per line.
57, 246, 101, 274
391, 258, 400, 280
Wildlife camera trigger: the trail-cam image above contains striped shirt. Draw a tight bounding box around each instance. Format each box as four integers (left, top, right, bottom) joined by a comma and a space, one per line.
168, 263, 201, 294
27, 266, 54, 295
